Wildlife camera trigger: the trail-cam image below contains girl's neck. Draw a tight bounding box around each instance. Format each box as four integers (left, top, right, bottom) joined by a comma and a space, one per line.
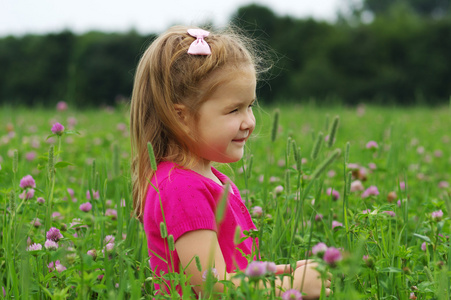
190, 159, 223, 186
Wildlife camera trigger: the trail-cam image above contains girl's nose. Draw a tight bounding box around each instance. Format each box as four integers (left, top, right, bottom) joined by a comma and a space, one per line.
241, 110, 256, 131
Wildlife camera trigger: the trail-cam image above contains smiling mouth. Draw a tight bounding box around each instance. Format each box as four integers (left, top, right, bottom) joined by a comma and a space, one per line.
232, 138, 246, 143
233, 131, 249, 143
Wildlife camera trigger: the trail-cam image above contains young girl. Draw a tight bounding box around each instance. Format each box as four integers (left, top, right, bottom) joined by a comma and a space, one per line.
130, 25, 330, 298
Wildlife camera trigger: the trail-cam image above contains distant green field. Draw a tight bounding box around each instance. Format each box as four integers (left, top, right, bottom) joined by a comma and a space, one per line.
1, 104, 450, 299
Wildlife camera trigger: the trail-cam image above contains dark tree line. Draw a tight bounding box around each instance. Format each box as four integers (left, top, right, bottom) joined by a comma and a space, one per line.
0, 2, 450, 107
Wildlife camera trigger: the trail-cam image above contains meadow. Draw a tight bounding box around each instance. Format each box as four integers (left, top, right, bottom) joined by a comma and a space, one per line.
0, 102, 450, 299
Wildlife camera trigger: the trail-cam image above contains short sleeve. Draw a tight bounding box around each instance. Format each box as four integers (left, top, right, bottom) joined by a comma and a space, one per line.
159, 173, 219, 242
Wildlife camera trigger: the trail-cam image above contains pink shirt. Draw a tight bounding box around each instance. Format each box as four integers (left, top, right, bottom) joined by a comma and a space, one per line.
143, 161, 257, 291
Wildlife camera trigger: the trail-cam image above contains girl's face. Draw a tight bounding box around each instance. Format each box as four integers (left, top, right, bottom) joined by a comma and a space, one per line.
190, 65, 256, 165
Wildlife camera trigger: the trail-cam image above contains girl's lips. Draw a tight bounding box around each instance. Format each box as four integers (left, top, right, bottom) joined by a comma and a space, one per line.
232, 138, 246, 143
233, 131, 249, 143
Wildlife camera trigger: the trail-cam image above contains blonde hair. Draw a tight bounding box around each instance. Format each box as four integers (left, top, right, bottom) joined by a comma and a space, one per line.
130, 25, 263, 222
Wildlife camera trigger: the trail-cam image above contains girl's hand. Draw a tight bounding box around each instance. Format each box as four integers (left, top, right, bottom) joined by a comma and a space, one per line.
275, 259, 314, 274
277, 261, 332, 299
291, 262, 331, 299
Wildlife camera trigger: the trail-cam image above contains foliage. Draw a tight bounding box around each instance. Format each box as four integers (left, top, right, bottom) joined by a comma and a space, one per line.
0, 103, 450, 298
233, 4, 451, 105
1, 5, 451, 106
361, 0, 450, 18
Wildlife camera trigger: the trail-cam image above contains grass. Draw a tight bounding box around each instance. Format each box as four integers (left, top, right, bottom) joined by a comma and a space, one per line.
0, 102, 450, 299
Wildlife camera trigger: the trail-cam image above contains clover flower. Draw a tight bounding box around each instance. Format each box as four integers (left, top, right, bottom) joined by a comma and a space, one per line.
332, 220, 343, 229
87, 249, 97, 260
350, 180, 364, 192
79, 202, 92, 212
383, 211, 396, 218
438, 181, 449, 189
362, 186, 379, 198
56, 101, 68, 111
315, 214, 323, 222
387, 191, 397, 203
202, 268, 219, 281
274, 185, 284, 195
323, 247, 342, 266
67, 117, 77, 127
431, 210, 443, 221
105, 209, 117, 220
27, 243, 42, 251
67, 188, 75, 198
44, 239, 58, 250
86, 190, 100, 200
31, 218, 42, 227
19, 189, 35, 200
265, 261, 277, 274
19, 175, 36, 189
399, 181, 406, 190
357, 167, 368, 181
106, 243, 115, 252
245, 261, 268, 277
52, 211, 63, 220
326, 188, 340, 201
46, 227, 63, 242
281, 289, 303, 300
417, 146, 425, 154
363, 255, 374, 268
116, 123, 127, 131
347, 163, 360, 170
366, 141, 378, 149
51, 122, 65, 135
421, 242, 427, 251
37, 197, 45, 204
104, 235, 115, 244
312, 242, 328, 256
48, 260, 66, 273
252, 206, 263, 217
69, 218, 82, 228
25, 151, 37, 161
102, 242, 115, 254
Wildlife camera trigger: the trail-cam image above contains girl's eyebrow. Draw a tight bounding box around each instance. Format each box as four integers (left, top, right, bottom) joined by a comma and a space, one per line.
224, 98, 256, 109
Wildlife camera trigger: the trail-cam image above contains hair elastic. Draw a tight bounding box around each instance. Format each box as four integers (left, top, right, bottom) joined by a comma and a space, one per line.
187, 29, 211, 55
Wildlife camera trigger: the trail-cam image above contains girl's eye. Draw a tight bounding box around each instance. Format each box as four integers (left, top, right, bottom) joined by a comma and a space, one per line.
229, 109, 238, 114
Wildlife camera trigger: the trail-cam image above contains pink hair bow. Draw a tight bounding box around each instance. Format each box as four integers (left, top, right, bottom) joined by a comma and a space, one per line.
187, 29, 211, 55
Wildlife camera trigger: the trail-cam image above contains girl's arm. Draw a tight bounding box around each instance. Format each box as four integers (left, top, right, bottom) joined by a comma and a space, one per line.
175, 230, 330, 298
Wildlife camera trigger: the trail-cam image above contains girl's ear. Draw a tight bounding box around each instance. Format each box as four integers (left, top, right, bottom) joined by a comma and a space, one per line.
174, 104, 191, 131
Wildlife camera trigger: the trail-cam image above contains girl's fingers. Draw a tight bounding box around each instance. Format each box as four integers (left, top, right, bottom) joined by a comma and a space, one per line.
276, 260, 317, 274
295, 259, 313, 268
275, 264, 291, 274
325, 279, 331, 288
325, 288, 331, 296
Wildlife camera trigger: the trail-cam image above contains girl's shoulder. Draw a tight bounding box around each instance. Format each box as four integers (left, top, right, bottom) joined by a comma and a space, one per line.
153, 161, 191, 184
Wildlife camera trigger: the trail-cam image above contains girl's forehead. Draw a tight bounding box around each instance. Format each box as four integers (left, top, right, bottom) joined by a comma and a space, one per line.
205, 69, 256, 101
202, 64, 256, 88
189, 64, 255, 109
